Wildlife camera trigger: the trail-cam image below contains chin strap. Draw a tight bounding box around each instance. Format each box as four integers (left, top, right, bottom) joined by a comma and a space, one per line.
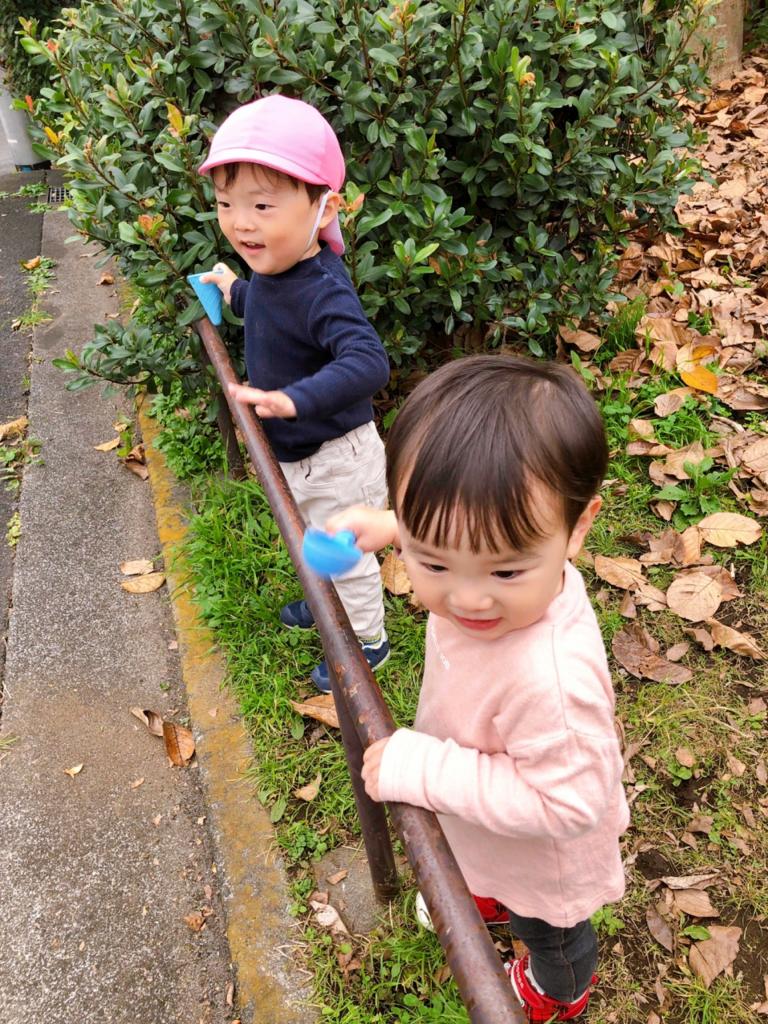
304, 190, 331, 252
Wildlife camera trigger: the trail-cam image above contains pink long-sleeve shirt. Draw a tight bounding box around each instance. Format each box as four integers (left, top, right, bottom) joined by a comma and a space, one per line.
377, 561, 630, 928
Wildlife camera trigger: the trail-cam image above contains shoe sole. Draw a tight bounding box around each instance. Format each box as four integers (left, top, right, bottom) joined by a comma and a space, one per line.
280, 619, 315, 631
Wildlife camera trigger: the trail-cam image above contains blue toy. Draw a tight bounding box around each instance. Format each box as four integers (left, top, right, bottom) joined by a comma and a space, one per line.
302, 528, 363, 578
187, 271, 223, 325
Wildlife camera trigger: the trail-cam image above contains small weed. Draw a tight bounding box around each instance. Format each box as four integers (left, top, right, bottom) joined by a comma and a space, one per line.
15, 182, 47, 198
595, 295, 648, 364
591, 906, 625, 937
0, 734, 19, 763
687, 309, 714, 334
667, 975, 763, 1023
150, 382, 227, 482
6, 511, 21, 547
13, 255, 55, 332
25, 256, 56, 299
0, 437, 42, 492
278, 822, 331, 866
654, 457, 737, 526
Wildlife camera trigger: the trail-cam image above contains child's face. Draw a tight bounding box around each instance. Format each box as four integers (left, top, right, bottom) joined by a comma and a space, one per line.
213, 164, 327, 275
397, 489, 600, 642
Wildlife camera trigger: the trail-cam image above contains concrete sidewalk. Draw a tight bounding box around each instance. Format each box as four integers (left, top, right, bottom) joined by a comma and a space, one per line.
0, 167, 311, 1023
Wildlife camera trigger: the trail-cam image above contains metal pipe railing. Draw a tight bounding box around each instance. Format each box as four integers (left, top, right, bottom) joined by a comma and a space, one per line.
195, 318, 524, 1023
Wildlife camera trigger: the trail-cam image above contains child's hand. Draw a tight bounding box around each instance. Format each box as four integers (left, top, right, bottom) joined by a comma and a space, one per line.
200, 262, 237, 305
361, 737, 390, 802
325, 507, 398, 553
228, 382, 297, 419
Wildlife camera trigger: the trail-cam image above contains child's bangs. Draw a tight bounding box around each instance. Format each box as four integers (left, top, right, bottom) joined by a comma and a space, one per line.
397, 440, 549, 555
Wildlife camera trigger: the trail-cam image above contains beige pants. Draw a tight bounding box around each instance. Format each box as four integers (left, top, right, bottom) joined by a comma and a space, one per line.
280, 421, 387, 641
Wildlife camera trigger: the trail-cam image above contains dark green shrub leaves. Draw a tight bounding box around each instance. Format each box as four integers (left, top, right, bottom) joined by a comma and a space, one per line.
23, 0, 711, 390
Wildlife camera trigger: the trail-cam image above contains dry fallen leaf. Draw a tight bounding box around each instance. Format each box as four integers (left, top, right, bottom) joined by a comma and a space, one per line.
646, 903, 675, 952
707, 619, 766, 660
327, 869, 348, 886
184, 911, 205, 932
696, 512, 762, 547
558, 325, 602, 352
120, 572, 166, 594
654, 388, 692, 418
593, 555, 646, 590
665, 642, 690, 662
124, 458, 149, 480
23, 256, 41, 270
689, 925, 741, 988
94, 437, 121, 452
675, 746, 696, 769
310, 899, 349, 937
63, 763, 84, 778
661, 872, 719, 890
380, 550, 413, 595
119, 559, 154, 576
612, 624, 693, 684
289, 695, 339, 730
672, 889, 719, 918
130, 707, 164, 737
0, 416, 28, 440
99, 272, 115, 285
680, 364, 719, 395
665, 572, 723, 622
129, 777, 145, 789
294, 773, 322, 802
163, 721, 195, 766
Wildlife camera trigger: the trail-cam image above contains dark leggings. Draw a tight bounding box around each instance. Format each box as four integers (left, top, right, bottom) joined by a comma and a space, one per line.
506, 909, 598, 1003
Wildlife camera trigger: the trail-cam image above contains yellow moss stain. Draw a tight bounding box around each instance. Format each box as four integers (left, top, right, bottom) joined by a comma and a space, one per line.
139, 403, 314, 1023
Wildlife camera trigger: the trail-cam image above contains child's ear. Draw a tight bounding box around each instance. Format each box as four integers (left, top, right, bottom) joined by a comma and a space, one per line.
565, 495, 602, 560
318, 191, 341, 229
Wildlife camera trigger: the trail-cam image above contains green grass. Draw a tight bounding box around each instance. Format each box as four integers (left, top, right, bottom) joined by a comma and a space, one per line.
171, 290, 768, 1020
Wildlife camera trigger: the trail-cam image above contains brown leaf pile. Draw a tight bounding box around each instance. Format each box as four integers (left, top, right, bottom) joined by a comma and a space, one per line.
560, 54, 768, 520
596, 513, 765, 677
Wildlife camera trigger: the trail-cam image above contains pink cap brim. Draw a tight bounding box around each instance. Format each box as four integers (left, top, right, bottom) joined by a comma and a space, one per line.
199, 148, 332, 187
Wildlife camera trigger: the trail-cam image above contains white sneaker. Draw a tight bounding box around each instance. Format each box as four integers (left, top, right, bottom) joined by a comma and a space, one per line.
415, 891, 435, 931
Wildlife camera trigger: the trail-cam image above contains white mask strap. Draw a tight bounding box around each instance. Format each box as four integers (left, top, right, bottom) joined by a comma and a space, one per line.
305, 190, 331, 252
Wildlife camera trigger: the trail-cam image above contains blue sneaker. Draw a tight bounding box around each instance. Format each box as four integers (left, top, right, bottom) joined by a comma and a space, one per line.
311, 634, 390, 694
280, 599, 315, 630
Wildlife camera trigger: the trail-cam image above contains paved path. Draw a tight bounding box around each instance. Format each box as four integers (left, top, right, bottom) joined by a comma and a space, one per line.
0, 187, 236, 1023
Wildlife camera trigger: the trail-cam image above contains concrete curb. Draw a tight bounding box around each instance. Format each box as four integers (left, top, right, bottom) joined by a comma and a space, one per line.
138, 401, 316, 1024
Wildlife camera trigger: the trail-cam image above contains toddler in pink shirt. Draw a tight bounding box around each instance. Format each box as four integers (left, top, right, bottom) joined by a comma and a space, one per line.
327, 354, 629, 1021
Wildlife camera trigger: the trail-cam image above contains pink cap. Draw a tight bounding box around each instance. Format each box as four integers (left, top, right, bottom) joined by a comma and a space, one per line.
199, 95, 346, 255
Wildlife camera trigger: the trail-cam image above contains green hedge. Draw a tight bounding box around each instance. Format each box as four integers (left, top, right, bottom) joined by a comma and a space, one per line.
22, 0, 711, 392
0, 3, 78, 100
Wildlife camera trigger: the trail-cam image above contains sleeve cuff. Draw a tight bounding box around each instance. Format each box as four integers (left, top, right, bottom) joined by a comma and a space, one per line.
377, 728, 442, 807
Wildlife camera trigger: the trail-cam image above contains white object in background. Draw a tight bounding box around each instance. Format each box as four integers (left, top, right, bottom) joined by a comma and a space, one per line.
0, 69, 47, 171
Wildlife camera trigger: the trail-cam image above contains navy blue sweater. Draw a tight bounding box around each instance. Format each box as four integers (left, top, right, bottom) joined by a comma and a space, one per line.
229, 245, 389, 462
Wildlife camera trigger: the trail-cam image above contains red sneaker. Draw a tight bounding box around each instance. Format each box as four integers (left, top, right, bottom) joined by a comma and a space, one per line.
473, 894, 511, 926
415, 891, 511, 930
505, 955, 594, 1022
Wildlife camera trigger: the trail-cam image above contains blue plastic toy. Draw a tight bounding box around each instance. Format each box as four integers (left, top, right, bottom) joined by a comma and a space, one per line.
187, 271, 223, 325
302, 528, 363, 578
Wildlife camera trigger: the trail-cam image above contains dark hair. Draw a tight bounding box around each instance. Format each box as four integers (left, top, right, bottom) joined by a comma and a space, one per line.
386, 354, 608, 553
211, 161, 328, 204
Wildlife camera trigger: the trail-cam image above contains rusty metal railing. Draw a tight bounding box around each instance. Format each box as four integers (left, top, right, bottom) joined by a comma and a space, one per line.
196, 319, 524, 1023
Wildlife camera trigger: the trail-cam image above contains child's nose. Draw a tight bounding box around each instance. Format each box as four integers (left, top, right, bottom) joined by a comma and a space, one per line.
450, 584, 493, 614
233, 208, 254, 231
